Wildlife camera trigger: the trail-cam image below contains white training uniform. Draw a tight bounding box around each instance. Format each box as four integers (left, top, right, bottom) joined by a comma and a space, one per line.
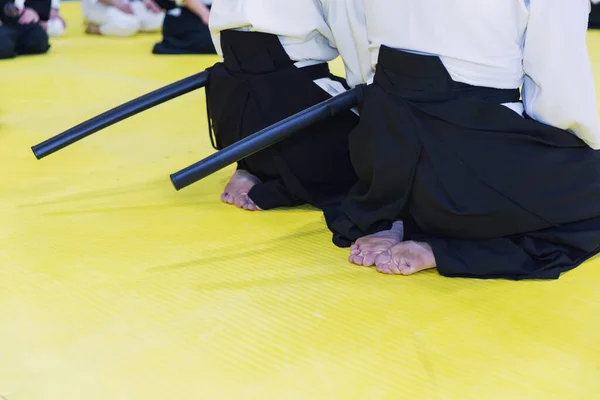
81, 0, 164, 37
46, 0, 66, 37
360, 0, 600, 149
166, 0, 211, 19
208, 0, 371, 98
13, 0, 66, 37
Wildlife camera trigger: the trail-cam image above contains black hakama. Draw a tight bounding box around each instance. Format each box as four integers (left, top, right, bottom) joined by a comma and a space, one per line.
590, 3, 600, 29
330, 46, 600, 280
0, 23, 50, 59
0, 0, 50, 59
152, 5, 215, 55
206, 30, 358, 213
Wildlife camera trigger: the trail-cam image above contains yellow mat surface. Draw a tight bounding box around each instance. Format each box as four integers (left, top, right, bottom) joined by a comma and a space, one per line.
1, 4, 600, 399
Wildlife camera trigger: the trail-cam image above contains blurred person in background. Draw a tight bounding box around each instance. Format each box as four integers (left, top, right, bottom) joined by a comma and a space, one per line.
152, 0, 215, 54
41, 0, 66, 37
82, 0, 164, 37
590, 0, 600, 28
0, 0, 51, 59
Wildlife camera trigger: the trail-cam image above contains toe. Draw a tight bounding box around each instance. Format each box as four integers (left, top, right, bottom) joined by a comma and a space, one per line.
376, 262, 401, 275
362, 252, 379, 267
349, 254, 364, 266
374, 251, 402, 274
221, 191, 233, 203
388, 263, 403, 274
374, 251, 392, 266
246, 198, 260, 211
376, 263, 392, 274
234, 194, 249, 209
399, 260, 427, 276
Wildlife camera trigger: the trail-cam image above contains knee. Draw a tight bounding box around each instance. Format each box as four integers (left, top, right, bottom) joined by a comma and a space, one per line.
101, 11, 141, 36
21, 25, 50, 55
114, 17, 141, 36
46, 18, 66, 37
100, 7, 141, 37
0, 28, 16, 59
139, 13, 164, 32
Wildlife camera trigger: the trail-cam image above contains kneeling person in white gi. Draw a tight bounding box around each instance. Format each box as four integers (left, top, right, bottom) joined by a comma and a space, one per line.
82, 0, 164, 37
334, 0, 600, 280
205, 0, 370, 227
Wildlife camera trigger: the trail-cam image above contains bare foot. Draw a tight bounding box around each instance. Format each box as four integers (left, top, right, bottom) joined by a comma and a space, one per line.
349, 221, 404, 267
374, 241, 436, 275
220, 170, 262, 211
85, 22, 101, 35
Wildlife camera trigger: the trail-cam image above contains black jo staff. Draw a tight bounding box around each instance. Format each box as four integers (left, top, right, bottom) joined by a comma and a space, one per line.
170, 85, 364, 191
31, 71, 210, 160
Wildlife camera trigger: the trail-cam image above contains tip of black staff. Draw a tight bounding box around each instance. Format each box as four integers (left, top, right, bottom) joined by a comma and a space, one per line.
169, 174, 183, 191
31, 146, 43, 160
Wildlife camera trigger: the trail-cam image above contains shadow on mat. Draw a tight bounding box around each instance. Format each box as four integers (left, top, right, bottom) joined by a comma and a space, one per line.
17, 181, 164, 208
145, 226, 331, 272
41, 200, 217, 215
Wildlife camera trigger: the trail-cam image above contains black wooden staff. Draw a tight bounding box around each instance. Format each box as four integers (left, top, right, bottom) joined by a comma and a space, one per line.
170, 85, 364, 190
32, 71, 210, 160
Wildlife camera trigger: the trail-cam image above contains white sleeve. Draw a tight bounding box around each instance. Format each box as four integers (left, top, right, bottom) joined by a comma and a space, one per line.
321, 0, 373, 87
522, 0, 600, 149
51, 0, 60, 10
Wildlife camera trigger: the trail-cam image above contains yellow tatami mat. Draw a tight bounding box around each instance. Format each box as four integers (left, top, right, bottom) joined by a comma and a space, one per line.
1, 4, 600, 399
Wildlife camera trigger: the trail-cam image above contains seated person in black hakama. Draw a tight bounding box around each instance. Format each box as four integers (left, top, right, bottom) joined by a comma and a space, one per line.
332, 0, 600, 280
205, 0, 370, 223
0, 0, 50, 59
590, 0, 600, 28
152, 0, 215, 55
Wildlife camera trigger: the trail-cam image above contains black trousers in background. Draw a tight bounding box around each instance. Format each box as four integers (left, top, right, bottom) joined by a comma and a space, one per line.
153, 7, 215, 55
0, 23, 50, 59
590, 4, 600, 29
